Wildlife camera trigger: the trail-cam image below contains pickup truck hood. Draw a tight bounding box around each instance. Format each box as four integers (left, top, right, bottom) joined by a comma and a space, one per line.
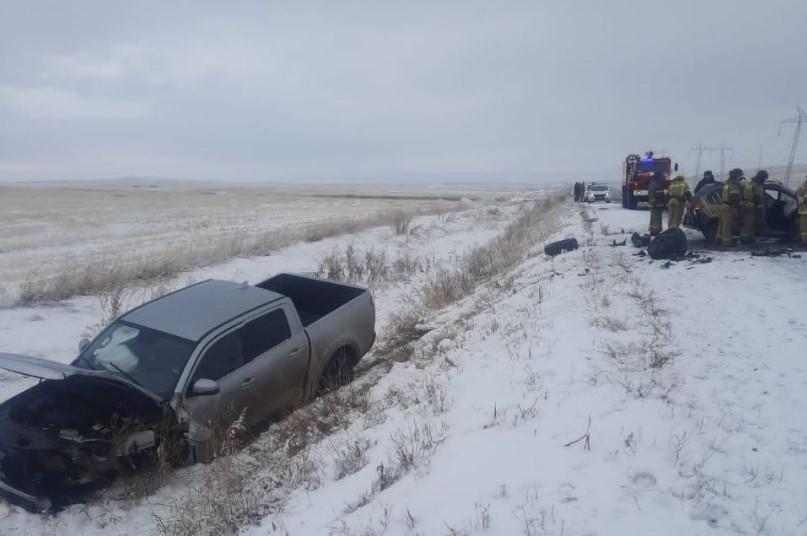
0, 353, 161, 404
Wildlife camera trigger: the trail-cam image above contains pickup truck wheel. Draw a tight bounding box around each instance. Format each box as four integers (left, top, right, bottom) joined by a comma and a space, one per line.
318, 348, 355, 394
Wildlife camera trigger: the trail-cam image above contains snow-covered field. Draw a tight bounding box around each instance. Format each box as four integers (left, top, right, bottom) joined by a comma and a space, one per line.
1, 194, 806, 535
0, 182, 525, 306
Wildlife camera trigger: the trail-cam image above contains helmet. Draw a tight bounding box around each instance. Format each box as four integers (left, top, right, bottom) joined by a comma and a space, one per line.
674, 174, 686, 180
703, 170, 714, 178
729, 168, 744, 179
753, 170, 768, 183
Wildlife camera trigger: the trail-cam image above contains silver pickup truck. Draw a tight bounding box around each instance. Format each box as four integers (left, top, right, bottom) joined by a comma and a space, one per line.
0, 273, 375, 511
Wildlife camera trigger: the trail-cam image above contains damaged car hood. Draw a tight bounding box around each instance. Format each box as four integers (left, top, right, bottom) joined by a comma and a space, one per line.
0, 352, 162, 404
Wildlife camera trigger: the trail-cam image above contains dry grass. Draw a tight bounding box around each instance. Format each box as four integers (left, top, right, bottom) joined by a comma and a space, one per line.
420, 196, 562, 309
13, 209, 428, 307
378, 308, 431, 361
332, 436, 372, 480
317, 245, 429, 287
391, 210, 414, 235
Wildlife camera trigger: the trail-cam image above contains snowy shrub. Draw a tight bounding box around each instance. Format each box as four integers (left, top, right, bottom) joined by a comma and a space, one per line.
391, 210, 413, 235
332, 436, 372, 480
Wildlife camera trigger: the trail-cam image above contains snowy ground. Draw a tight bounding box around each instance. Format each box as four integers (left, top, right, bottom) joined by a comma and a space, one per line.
0, 181, 531, 306
1, 196, 806, 535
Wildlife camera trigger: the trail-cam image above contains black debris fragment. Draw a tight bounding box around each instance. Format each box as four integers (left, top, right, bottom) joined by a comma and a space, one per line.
647, 228, 687, 260
630, 232, 651, 248
750, 247, 802, 259
544, 238, 579, 257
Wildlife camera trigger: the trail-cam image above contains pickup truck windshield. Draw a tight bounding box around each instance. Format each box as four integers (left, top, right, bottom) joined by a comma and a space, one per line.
78, 321, 194, 399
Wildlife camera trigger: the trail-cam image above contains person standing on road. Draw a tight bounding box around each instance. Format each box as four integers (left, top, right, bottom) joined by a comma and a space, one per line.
718, 168, 743, 246
667, 174, 691, 229
574, 182, 581, 202
797, 175, 807, 245
750, 170, 768, 235
694, 170, 716, 194
648, 171, 666, 235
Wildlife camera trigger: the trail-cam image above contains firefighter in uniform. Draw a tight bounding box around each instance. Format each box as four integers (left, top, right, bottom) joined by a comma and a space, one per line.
667, 174, 691, 229
718, 168, 743, 246
694, 170, 716, 194
739, 174, 756, 244
648, 171, 666, 235
797, 175, 807, 245
750, 170, 768, 235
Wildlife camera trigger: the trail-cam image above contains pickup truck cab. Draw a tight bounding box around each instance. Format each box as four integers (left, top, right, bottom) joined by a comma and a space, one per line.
0, 274, 374, 510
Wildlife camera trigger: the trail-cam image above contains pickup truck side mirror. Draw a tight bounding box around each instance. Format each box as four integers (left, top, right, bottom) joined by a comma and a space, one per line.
191, 378, 220, 396
78, 338, 90, 353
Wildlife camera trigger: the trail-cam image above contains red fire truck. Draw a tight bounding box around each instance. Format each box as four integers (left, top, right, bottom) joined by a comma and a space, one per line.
621, 151, 678, 209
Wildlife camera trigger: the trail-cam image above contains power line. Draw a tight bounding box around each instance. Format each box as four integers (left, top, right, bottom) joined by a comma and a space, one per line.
779, 105, 807, 186
690, 144, 734, 181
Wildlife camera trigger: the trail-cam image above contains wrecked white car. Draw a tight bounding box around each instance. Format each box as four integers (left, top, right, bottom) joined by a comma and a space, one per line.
0, 274, 375, 511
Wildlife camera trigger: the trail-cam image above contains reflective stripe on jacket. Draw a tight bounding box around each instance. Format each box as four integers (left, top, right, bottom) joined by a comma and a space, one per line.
723, 180, 741, 206
668, 179, 690, 201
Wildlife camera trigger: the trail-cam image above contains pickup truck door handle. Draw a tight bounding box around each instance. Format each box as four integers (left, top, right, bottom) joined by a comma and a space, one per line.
289, 348, 301, 357
241, 377, 255, 387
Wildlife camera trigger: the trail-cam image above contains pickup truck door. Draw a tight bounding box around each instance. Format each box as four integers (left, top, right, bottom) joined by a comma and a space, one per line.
239, 304, 310, 417
181, 330, 260, 434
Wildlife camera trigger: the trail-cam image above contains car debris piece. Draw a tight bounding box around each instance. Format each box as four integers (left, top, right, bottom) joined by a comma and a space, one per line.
630, 232, 651, 248
750, 247, 800, 258
609, 238, 627, 247
648, 228, 687, 260
544, 238, 579, 256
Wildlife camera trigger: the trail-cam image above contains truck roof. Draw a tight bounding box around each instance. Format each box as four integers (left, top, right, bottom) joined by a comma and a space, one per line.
121, 279, 284, 342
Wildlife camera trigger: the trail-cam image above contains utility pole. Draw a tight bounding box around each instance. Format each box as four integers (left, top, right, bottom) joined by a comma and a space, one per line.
689, 145, 733, 180
690, 144, 704, 182
758, 143, 763, 170
780, 105, 807, 186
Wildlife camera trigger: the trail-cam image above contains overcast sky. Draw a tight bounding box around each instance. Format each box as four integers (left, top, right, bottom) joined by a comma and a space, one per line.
1, 0, 805, 183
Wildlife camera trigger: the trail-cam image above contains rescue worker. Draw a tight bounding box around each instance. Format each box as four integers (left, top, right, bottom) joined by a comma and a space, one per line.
667, 173, 691, 229
647, 170, 666, 235
797, 174, 807, 245
694, 170, 716, 194
739, 174, 756, 244
750, 170, 768, 235
717, 168, 743, 246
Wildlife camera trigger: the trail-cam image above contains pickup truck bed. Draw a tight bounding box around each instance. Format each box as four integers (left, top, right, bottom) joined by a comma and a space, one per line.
257, 273, 366, 327
258, 273, 375, 396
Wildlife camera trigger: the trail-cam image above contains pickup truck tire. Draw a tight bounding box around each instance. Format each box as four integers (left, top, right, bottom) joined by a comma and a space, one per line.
318, 347, 355, 394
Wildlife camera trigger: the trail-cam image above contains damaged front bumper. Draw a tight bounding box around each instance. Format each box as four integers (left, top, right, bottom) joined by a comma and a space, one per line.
0, 448, 53, 512
0, 475, 51, 512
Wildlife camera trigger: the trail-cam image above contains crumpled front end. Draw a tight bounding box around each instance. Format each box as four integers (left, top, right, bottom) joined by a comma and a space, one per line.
0, 377, 163, 511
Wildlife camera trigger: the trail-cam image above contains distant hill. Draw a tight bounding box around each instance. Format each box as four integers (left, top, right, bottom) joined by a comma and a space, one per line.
9, 176, 239, 191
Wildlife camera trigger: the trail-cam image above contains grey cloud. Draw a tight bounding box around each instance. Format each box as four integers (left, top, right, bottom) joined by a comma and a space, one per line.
1, 0, 806, 183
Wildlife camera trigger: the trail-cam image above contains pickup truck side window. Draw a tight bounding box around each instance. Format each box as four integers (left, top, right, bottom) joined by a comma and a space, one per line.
240, 309, 291, 362
193, 332, 244, 381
